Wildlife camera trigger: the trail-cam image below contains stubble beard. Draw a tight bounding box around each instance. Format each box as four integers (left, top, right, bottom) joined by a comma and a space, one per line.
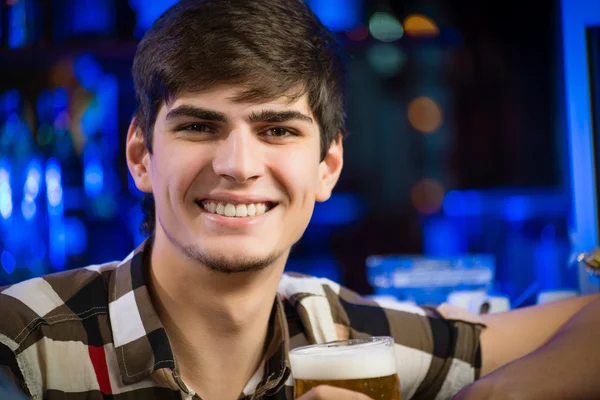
158, 212, 287, 274
181, 243, 284, 274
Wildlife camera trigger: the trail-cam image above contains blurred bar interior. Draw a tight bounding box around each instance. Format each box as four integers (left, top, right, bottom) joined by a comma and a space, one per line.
0, 0, 599, 312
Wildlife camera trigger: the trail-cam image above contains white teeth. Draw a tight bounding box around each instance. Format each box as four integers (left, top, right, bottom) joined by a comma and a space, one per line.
201, 201, 271, 217
236, 204, 248, 217
224, 203, 236, 217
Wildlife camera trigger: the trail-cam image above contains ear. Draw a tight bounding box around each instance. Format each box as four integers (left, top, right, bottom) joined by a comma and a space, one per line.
315, 133, 344, 202
126, 118, 153, 193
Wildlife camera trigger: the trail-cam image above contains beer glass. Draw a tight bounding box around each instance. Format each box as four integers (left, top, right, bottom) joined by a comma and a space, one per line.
289, 336, 400, 400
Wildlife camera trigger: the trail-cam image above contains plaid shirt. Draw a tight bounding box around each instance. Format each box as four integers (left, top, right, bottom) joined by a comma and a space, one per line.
0, 240, 484, 399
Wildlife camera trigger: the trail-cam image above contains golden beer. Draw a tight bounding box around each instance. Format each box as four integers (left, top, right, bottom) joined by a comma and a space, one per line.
294, 374, 400, 400
290, 337, 401, 400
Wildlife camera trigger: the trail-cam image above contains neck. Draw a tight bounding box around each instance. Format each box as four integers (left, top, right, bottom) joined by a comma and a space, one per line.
147, 232, 288, 400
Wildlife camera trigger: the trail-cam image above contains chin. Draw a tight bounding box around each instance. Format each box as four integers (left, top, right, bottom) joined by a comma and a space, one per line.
181, 241, 283, 274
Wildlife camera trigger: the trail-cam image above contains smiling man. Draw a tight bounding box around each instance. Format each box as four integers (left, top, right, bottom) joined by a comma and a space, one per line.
140, 88, 333, 277
1, 1, 600, 399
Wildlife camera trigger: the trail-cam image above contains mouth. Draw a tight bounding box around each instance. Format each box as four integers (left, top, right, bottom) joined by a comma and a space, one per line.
196, 200, 278, 218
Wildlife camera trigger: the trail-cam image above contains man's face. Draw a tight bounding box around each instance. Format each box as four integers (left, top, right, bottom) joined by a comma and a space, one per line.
128, 86, 342, 273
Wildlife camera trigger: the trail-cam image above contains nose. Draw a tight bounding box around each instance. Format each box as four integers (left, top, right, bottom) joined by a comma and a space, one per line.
212, 129, 264, 184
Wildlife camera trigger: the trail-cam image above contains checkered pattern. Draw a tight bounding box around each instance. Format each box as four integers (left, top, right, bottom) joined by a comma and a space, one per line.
0, 240, 484, 399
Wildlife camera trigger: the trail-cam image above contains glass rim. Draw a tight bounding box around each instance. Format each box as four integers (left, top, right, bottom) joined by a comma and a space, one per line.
289, 336, 394, 356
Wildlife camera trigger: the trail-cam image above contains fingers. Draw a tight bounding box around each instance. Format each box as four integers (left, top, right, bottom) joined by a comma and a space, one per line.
296, 385, 374, 400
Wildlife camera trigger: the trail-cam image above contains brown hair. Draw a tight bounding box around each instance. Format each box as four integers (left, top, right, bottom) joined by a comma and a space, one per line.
132, 0, 347, 235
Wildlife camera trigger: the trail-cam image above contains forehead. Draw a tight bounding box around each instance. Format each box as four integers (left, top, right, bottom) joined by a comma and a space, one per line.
161, 85, 314, 118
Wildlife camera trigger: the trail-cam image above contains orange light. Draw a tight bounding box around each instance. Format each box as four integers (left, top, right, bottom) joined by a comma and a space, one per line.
408, 96, 443, 134
411, 179, 445, 215
403, 14, 439, 38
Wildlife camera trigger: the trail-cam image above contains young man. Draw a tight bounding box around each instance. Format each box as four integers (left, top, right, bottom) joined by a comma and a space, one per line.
1, 1, 599, 399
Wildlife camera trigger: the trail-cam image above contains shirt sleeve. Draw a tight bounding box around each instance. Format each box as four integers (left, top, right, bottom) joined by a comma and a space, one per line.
325, 284, 485, 400
408, 303, 485, 400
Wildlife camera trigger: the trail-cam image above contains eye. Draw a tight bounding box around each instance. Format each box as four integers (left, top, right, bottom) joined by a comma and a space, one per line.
177, 123, 216, 134
262, 127, 297, 137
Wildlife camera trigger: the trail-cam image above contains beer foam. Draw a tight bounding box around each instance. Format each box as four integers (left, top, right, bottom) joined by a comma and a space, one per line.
289, 340, 396, 380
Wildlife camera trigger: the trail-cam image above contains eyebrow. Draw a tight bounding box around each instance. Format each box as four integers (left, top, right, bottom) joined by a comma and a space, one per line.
166, 105, 229, 123
248, 110, 313, 124
165, 105, 313, 125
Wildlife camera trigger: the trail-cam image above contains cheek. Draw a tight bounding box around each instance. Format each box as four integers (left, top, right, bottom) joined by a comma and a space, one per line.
270, 149, 321, 198
150, 143, 207, 200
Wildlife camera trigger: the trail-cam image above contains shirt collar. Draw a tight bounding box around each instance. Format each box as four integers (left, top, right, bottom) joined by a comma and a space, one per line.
107, 238, 291, 396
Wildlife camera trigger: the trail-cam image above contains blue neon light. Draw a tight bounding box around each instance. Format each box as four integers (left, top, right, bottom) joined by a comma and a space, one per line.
307, 0, 361, 31
0, 160, 12, 220
5, 113, 22, 141
84, 161, 104, 197
74, 55, 104, 92
48, 222, 65, 270
97, 75, 119, 152
8, 0, 28, 49
442, 190, 482, 216
561, 0, 600, 293
286, 257, 341, 282
83, 142, 104, 197
24, 160, 42, 200
128, 173, 144, 198
504, 196, 528, 222
53, 87, 69, 118
423, 217, 466, 256
311, 193, 364, 225
36, 90, 53, 123
64, 217, 88, 255
45, 159, 65, 270
80, 105, 101, 137
45, 161, 63, 211
1, 90, 19, 116
31, 241, 47, 261
1, 251, 16, 275
22, 159, 42, 222
21, 199, 36, 221
129, 0, 179, 37
68, 0, 114, 35
442, 190, 567, 219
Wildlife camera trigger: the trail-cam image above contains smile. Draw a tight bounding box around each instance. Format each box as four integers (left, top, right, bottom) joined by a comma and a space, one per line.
198, 200, 276, 218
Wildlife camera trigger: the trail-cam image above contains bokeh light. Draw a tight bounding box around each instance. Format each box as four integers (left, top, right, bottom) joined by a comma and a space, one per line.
346, 24, 369, 41
411, 179, 445, 215
45, 160, 63, 211
369, 12, 403, 42
403, 14, 440, 37
0, 161, 12, 220
129, 0, 179, 37
408, 96, 443, 134
366, 44, 406, 77
1, 251, 16, 274
21, 199, 36, 220
307, 0, 361, 32
37, 124, 54, 146
51, 59, 76, 88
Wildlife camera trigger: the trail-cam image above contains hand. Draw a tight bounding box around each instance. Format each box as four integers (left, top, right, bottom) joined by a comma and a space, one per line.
296, 385, 374, 399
